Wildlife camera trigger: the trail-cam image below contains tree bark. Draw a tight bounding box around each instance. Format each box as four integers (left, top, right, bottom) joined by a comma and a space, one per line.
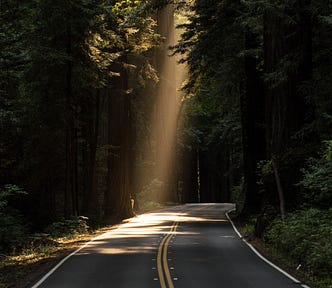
154, 4, 177, 203
64, 25, 78, 218
263, 2, 312, 210
271, 157, 285, 220
104, 62, 134, 221
82, 91, 100, 219
241, 30, 265, 215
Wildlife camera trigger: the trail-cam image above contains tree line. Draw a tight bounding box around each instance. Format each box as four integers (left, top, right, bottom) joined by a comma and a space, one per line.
1, 0, 331, 254
176, 0, 331, 218
1, 0, 179, 242
175, 2, 331, 282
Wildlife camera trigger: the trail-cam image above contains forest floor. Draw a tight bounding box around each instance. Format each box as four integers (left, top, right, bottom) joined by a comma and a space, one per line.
1, 236, 87, 288
0, 228, 114, 288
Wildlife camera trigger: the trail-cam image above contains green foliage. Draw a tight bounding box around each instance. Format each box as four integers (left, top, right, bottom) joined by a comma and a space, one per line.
256, 159, 276, 200
0, 184, 26, 203
257, 160, 273, 184
299, 140, 332, 207
1, 0, 163, 225
230, 177, 245, 213
266, 208, 332, 279
0, 185, 27, 251
138, 178, 164, 203
175, 1, 244, 203
44, 216, 89, 238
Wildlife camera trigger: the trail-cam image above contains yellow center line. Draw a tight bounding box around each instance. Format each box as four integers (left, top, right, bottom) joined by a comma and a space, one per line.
163, 222, 178, 288
157, 235, 167, 288
157, 222, 178, 288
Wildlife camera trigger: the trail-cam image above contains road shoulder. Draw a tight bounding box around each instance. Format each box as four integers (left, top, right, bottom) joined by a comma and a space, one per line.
227, 211, 313, 288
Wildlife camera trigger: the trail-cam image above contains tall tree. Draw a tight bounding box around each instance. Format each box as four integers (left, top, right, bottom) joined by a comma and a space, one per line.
262, 1, 313, 211
103, 0, 162, 220
154, 4, 178, 202
175, 0, 244, 203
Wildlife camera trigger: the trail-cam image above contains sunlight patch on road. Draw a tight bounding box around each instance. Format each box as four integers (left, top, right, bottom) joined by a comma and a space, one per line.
73, 207, 229, 257
135, 212, 227, 225
76, 245, 156, 255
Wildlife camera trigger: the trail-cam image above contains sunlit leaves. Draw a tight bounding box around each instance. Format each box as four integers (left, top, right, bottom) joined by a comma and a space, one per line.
112, 0, 144, 16
110, 0, 161, 55
176, 0, 243, 150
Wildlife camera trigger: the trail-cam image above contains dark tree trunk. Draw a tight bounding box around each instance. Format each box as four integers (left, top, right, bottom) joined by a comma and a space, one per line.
199, 148, 221, 203
64, 25, 78, 218
263, 1, 312, 211
180, 148, 199, 203
82, 91, 100, 219
104, 63, 134, 221
199, 150, 210, 203
104, 89, 113, 219
241, 31, 265, 215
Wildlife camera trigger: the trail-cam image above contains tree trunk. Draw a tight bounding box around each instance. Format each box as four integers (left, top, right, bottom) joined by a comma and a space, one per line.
263, 2, 312, 210
272, 157, 285, 220
154, 4, 177, 203
241, 30, 265, 215
104, 89, 113, 219
64, 25, 78, 218
104, 63, 134, 221
82, 91, 100, 219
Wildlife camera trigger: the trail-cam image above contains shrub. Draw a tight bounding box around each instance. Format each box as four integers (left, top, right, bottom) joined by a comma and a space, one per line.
45, 216, 89, 238
266, 208, 332, 278
0, 185, 27, 252
230, 177, 245, 213
299, 140, 332, 207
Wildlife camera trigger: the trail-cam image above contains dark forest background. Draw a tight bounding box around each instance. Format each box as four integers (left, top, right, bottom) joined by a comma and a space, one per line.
1, 0, 331, 285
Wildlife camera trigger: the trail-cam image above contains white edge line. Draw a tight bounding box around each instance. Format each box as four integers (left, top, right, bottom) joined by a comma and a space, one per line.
225, 208, 311, 288
30, 216, 140, 287
30, 233, 103, 288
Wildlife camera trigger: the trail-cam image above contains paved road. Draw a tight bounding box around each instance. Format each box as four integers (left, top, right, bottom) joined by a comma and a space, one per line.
31, 203, 306, 288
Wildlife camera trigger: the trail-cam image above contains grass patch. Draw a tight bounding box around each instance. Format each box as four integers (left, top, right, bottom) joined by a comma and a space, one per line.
0, 216, 119, 288
0, 233, 94, 288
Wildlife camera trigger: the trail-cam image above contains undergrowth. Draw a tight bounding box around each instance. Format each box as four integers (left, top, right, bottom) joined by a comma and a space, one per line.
265, 208, 332, 288
0, 216, 91, 288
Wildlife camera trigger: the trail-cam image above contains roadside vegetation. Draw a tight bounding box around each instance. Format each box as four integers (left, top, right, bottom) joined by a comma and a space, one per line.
267, 141, 332, 288
233, 142, 332, 288
0, 185, 92, 288
235, 209, 332, 288
266, 208, 332, 288
0, 233, 89, 288
0, 183, 166, 288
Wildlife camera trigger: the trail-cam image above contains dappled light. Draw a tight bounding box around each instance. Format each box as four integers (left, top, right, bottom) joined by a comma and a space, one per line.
77, 245, 156, 255
1, 0, 330, 287
75, 204, 233, 256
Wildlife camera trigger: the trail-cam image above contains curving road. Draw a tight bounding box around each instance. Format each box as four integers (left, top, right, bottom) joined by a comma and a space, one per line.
31, 203, 308, 288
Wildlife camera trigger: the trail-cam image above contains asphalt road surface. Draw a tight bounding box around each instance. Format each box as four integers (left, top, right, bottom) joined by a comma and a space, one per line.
31, 203, 308, 288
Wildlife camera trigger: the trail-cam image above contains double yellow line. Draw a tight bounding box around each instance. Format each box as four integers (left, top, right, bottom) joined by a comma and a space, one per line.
157, 222, 179, 288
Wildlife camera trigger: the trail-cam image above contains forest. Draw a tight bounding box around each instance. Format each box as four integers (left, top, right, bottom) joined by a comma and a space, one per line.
1, 0, 331, 287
